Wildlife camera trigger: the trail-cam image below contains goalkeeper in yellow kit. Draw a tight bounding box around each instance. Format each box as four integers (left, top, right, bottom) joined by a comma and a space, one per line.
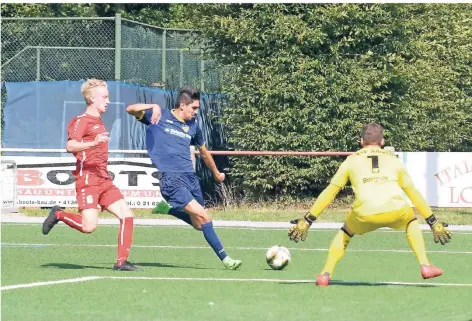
288, 123, 451, 286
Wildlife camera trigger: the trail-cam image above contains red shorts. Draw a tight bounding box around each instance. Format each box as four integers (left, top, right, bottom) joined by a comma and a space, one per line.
75, 174, 123, 211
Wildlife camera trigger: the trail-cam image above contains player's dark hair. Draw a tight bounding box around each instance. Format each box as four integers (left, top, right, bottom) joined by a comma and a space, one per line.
176, 87, 200, 107
361, 123, 383, 145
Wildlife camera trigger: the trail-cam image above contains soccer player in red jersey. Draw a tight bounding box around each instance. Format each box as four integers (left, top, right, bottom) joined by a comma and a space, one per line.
42, 79, 140, 271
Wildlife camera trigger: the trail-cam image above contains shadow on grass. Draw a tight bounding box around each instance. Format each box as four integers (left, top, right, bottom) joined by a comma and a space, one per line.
40, 263, 110, 270
132, 262, 214, 270
280, 280, 436, 288
41, 262, 213, 270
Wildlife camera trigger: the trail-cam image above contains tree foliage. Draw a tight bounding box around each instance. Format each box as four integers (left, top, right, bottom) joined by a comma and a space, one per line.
2, 4, 471, 199
1, 3, 178, 27
173, 4, 472, 198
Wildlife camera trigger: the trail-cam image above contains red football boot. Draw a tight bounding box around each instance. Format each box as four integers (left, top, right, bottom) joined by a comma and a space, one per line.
316, 273, 331, 287
420, 265, 443, 279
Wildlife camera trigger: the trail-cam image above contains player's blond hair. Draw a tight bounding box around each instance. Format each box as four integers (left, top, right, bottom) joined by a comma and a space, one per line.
361, 123, 383, 145
80, 79, 107, 105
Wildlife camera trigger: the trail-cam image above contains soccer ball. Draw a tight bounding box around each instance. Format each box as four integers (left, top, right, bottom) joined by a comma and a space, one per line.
266, 245, 291, 270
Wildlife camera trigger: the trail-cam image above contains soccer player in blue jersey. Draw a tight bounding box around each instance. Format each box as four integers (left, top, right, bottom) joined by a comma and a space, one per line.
126, 87, 242, 270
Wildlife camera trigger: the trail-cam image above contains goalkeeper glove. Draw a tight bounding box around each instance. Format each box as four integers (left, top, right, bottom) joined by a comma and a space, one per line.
426, 214, 452, 245
288, 212, 317, 242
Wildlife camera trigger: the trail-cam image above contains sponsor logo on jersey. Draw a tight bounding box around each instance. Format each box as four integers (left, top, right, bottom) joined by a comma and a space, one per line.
165, 128, 191, 139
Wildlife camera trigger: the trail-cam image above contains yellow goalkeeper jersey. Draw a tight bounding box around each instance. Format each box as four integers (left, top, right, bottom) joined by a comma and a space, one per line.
330, 146, 414, 217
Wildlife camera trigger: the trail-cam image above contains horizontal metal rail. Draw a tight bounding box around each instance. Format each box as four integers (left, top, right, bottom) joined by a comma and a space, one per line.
2, 17, 115, 21
0, 148, 353, 157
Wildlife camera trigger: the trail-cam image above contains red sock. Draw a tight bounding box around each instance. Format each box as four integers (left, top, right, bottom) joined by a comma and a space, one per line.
56, 210, 84, 233
117, 217, 134, 265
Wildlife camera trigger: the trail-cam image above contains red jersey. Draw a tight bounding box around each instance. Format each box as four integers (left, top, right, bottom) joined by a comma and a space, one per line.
67, 113, 109, 179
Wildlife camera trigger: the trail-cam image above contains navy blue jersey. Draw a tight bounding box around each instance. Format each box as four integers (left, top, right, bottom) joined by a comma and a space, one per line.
137, 108, 205, 173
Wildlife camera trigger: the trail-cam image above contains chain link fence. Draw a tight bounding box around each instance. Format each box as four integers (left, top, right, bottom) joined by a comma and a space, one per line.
1, 15, 221, 92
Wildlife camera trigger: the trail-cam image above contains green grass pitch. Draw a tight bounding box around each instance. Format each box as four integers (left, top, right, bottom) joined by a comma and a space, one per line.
2, 223, 472, 321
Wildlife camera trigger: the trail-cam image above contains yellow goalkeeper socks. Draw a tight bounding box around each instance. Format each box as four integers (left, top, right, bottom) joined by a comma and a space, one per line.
320, 229, 351, 276
406, 219, 430, 265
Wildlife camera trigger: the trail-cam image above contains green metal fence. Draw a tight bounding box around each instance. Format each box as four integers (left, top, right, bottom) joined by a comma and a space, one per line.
1, 14, 221, 92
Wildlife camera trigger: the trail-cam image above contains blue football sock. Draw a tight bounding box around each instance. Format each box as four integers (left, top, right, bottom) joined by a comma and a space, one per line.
169, 208, 193, 226
201, 221, 227, 260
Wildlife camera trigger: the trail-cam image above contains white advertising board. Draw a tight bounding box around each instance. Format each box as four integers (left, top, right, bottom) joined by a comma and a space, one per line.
400, 152, 472, 207
4, 152, 472, 209
2, 156, 163, 209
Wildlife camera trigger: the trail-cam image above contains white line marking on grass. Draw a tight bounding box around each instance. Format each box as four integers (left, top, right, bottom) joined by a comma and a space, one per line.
105, 276, 472, 287
3, 219, 472, 232
107, 276, 312, 283
3, 276, 471, 292
3, 243, 472, 255
4, 223, 472, 235
0, 276, 101, 291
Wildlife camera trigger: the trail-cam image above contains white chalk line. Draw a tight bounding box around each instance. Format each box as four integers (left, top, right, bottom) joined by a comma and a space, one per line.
2, 275, 472, 291
2, 242, 472, 254
0, 276, 101, 291
2, 218, 472, 232
3, 223, 472, 234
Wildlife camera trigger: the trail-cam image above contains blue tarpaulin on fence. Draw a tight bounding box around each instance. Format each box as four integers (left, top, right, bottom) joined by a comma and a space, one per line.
2, 81, 226, 158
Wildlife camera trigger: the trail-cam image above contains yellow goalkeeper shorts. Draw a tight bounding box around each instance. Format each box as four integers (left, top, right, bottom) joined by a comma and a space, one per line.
345, 206, 416, 235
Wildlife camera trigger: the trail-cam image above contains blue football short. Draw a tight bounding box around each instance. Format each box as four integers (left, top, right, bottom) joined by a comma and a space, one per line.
160, 172, 204, 212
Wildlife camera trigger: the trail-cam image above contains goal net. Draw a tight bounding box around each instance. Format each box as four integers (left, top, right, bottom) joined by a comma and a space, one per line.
1, 160, 18, 213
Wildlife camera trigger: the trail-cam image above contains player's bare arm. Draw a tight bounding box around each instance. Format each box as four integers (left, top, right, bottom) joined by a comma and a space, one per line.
66, 132, 110, 153
126, 103, 161, 124
198, 145, 224, 183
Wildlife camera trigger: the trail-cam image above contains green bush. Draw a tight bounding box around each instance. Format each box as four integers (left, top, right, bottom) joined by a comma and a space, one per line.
177, 4, 472, 199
